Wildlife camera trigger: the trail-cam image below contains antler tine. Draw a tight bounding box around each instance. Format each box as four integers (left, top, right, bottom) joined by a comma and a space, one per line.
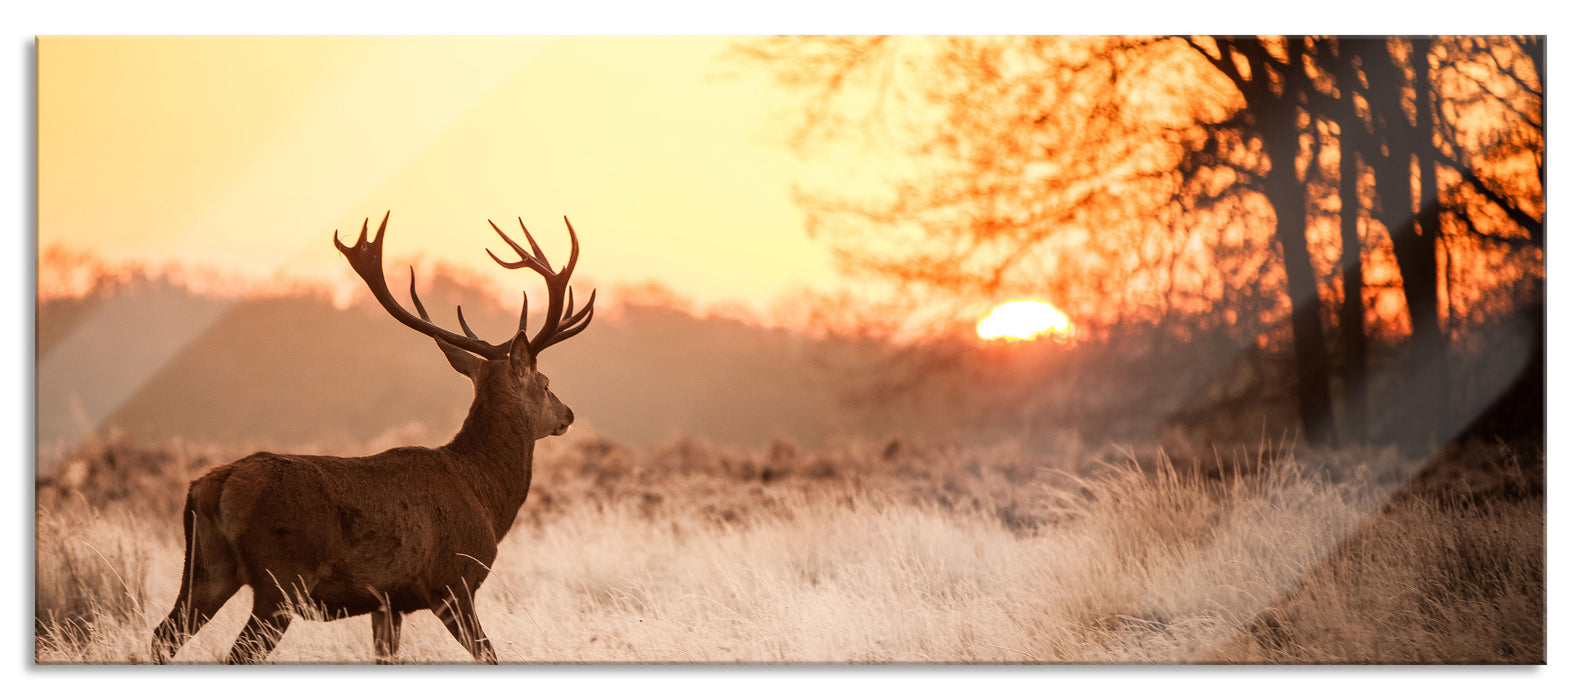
561, 216, 580, 275
518, 218, 549, 266
485, 220, 555, 276
456, 306, 480, 339
518, 291, 530, 334
546, 289, 596, 348
554, 310, 595, 346
485, 219, 528, 263
409, 263, 491, 347
459, 293, 528, 340
407, 267, 432, 322
563, 288, 596, 329
333, 212, 390, 258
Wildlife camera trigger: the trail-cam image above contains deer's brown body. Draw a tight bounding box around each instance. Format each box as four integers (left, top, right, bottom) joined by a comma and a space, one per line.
150, 213, 593, 664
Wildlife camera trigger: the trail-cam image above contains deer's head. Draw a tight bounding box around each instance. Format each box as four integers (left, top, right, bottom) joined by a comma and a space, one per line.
335, 213, 594, 439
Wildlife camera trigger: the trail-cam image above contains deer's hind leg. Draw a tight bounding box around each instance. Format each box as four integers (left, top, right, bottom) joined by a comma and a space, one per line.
226, 584, 294, 664
226, 563, 321, 665
226, 545, 321, 664
150, 503, 241, 663
433, 586, 497, 664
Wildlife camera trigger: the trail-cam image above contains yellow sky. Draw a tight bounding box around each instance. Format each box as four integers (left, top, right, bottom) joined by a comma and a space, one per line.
38, 36, 838, 315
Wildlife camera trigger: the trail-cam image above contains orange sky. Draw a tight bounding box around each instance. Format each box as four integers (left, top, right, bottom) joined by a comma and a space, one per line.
38, 36, 841, 316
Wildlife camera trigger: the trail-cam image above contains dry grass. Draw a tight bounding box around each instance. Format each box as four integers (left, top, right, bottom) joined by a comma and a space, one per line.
33, 433, 1544, 664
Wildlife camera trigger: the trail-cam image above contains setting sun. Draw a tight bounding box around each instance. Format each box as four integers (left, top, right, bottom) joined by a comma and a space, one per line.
976, 300, 1073, 341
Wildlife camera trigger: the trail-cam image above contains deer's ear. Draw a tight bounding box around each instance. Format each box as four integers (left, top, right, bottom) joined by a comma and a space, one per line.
435, 338, 484, 377
507, 330, 535, 372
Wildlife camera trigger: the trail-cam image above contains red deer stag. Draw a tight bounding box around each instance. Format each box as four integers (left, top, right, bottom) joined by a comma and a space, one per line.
149, 212, 594, 664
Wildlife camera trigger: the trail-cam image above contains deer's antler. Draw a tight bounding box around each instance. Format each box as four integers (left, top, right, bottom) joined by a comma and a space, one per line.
486, 216, 596, 354
335, 212, 528, 360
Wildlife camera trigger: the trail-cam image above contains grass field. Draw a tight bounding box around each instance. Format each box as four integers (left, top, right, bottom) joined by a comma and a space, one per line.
34, 431, 1545, 664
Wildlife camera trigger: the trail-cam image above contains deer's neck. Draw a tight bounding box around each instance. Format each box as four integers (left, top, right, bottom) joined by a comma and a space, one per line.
445, 382, 534, 539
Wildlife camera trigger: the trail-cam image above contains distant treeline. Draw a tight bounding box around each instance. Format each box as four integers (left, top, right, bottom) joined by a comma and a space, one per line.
37, 259, 1541, 467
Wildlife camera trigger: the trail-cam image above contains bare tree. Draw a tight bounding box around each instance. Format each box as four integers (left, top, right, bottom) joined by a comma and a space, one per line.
737, 35, 1544, 448
149, 213, 595, 664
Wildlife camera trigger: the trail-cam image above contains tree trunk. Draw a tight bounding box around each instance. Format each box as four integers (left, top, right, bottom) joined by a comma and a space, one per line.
1228, 37, 1337, 447
1338, 144, 1368, 445
1359, 38, 1450, 449
1408, 38, 1450, 443
1334, 39, 1369, 446
1266, 127, 1337, 448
